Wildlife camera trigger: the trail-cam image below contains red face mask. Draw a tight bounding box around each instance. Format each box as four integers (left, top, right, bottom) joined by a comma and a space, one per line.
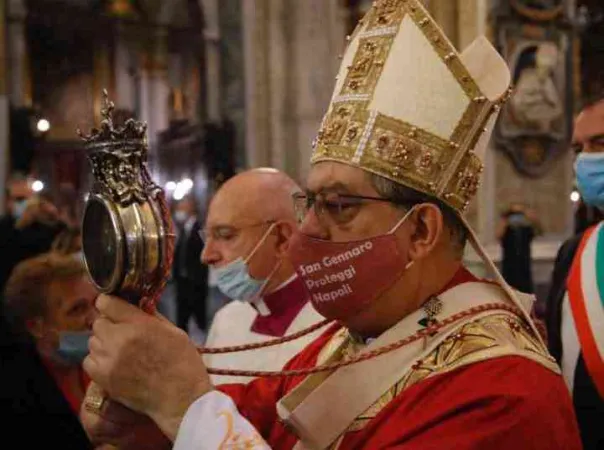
287, 210, 414, 322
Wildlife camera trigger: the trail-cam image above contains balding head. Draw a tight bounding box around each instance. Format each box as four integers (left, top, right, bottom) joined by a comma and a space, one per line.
208, 168, 301, 226
201, 168, 301, 297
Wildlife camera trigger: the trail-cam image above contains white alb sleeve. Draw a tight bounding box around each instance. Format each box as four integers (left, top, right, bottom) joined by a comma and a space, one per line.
173, 390, 272, 450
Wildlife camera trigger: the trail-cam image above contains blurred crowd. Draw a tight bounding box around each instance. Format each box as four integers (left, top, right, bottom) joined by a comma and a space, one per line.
0, 173, 94, 446
0, 172, 217, 448
0, 173, 83, 292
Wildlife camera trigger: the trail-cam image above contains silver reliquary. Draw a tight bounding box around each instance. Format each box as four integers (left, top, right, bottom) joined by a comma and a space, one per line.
79, 90, 174, 310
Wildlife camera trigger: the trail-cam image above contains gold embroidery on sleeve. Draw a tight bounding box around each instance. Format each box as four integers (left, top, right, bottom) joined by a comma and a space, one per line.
217, 410, 266, 450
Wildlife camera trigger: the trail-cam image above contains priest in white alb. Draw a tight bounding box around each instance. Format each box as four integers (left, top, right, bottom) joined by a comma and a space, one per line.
202, 168, 326, 385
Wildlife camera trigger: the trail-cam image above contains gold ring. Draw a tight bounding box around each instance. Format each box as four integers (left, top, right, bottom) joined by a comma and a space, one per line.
84, 385, 106, 414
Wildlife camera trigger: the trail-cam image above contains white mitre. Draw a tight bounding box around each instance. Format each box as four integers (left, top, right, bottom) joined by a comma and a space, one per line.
312, 0, 511, 213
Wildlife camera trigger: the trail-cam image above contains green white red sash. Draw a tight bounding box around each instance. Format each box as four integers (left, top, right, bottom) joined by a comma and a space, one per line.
567, 222, 604, 397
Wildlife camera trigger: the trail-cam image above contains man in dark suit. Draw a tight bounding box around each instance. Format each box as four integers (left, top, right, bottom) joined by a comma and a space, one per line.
496, 202, 542, 294
172, 195, 208, 333
545, 94, 604, 450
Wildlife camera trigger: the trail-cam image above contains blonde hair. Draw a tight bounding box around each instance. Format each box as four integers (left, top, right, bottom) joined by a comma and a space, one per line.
4, 253, 86, 322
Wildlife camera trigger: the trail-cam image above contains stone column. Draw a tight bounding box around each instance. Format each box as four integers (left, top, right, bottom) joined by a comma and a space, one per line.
6, 0, 29, 107
149, 28, 170, 142
137, 54, 152, 138
216, 0, 246, 169
167, 52, 184, 121
267, 0, 291, 171
291, 0, 346, 180
181, 46, 203, 123
93, 43, 114, 123
242, 0, 269, 169
242, 0, 345, 181
114, 26, 136, 112
137, 28, 170, 178
201, 0, 221, 122
0, 0, 10, 214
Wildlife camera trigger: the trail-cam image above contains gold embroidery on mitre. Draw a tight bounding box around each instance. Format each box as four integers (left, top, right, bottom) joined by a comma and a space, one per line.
341, 38, 392, 97
366, 0, 407, 29
343, 312, 559, 434
312, 0, 510, 214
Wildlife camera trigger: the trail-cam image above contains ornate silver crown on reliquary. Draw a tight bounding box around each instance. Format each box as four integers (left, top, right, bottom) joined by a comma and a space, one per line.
79, 90, 174, 311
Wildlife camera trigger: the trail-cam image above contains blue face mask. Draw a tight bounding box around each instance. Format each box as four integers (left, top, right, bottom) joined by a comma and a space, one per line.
12, 199, 28, 220
212, 223, 278, 301
54, 330, 92, 365
174, 211, 189, 224
575, 152, 604, 210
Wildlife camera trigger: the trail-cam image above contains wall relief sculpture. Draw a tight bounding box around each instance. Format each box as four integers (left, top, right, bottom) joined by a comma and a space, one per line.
493, 0, 575, 177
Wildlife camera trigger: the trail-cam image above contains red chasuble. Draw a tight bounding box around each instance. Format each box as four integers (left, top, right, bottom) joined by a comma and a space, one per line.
218, 269, 582, 449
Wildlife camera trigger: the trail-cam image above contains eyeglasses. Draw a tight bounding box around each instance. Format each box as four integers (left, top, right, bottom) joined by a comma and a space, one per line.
293, 191, 412, 225
199, 220, 274, 243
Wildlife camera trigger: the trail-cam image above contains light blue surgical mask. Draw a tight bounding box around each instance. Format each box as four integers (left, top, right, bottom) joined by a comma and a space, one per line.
54, 330, 92, 365
174, 211, 189, 224
12, 199, 28, 220
212, 223, 278, 301
575, 152, 604, 210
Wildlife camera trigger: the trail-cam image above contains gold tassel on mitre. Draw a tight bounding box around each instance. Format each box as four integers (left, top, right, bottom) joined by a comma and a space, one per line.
312, 0, 512, 214
311, 0, 547, 350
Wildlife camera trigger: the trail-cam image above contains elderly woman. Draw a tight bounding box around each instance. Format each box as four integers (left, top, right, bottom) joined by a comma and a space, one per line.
4, 253, 97, 414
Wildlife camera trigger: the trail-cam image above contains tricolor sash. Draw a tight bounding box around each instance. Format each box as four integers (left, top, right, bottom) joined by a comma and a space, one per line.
566, 222, 604, 397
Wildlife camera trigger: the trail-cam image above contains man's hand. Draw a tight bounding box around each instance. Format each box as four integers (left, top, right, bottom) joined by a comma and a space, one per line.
81, 382, 171, 449
16, 197, 60, 229
84, 295, 213, 440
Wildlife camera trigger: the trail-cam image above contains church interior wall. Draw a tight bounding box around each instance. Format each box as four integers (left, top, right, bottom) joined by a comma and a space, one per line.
0, 0, 602, 307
